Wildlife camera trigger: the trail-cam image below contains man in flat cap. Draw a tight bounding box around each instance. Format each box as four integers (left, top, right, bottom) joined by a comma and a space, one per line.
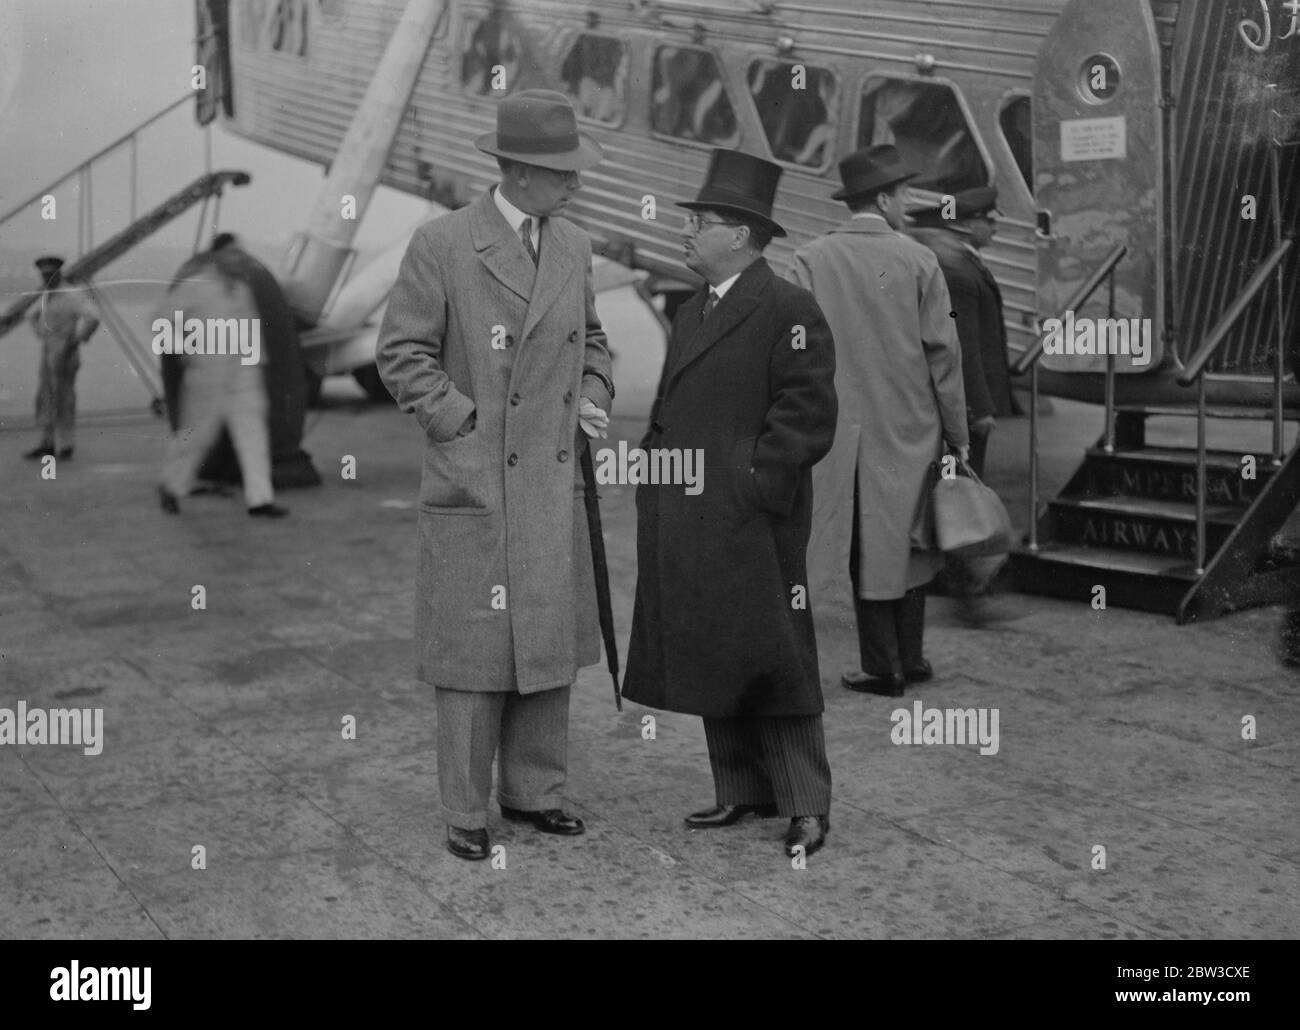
790, 145, 968, 698
908, 186, 1015, 480
377, 90, 614, 861
623, 149, 838, 858
25, 256, 99, 460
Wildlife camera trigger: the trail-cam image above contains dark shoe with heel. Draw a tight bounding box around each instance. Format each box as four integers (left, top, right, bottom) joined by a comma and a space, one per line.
500, 806, 585, 835
842, 670, 906, 697
684, 802, 778, 829
248, 503, 289, 518
903, 659, 933, 684
24, 441, 54, 460
446, 825, 490, 860
783, 815, 830, 857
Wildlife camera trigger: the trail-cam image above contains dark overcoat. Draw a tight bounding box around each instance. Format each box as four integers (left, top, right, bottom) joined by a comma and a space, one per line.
376, 190, 613, 694
910, 227, 1015, 420
621, 258, 837, 718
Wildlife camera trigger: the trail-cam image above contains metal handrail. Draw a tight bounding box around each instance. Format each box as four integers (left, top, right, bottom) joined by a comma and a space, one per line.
1012, 243, 1129, 375
1176, 237, 1293, 387
1018, 243, 1128, 552
0, 93, 194, 230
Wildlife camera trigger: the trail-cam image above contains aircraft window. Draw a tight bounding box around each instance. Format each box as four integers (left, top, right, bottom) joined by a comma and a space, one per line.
747, 60, 839, 168
461, 11, 524, 96
858, 78, 988, 194
561, 34, 628, 125
651, 47, 739, 146
1000, 95, 1033, 193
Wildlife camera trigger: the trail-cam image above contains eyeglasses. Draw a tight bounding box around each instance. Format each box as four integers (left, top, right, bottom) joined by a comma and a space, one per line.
684, 214, 739, 233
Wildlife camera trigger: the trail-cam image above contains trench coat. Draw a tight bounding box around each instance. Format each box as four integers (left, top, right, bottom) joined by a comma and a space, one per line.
910, 227, 1015, 421
377, 190, 613, 694
621, 258, 837, 718
788, 215, 968, 603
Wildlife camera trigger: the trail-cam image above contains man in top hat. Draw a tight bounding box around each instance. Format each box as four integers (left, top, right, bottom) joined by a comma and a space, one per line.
908, 185, 1015, 479
25, 256, 99, 460
790, 145, 969, 698
622, 149, 838, 858
377, 90, 614, 861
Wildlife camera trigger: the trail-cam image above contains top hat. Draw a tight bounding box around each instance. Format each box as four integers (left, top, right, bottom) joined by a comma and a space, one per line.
908, 185, 1001, 223
475, 89, 603, 171
677, 149, 786, 237
34, 255, 65, 271
831, 144, 917, 201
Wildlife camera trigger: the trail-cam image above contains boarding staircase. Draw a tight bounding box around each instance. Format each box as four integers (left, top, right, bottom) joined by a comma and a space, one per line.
0, 94, 251, 411
1008, 237, 1300, 623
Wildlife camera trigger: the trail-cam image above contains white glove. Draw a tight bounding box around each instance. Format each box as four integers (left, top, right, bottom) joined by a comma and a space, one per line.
579, 397, 609, 439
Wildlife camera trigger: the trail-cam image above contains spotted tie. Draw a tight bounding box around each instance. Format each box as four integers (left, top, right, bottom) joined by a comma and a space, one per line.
701, 288, 719, 322
520, 219, 539, 266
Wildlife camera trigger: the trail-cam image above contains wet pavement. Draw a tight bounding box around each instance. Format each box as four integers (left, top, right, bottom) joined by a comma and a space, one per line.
1, 377, 1297, 940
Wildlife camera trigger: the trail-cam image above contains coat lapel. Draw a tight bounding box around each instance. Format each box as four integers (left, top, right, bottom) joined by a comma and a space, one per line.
469, 190, 537, 305
667, 259, 771, 386
521, 217, 577, 343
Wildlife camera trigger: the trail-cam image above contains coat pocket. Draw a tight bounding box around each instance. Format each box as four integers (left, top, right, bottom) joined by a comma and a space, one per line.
419, 430, 491, 514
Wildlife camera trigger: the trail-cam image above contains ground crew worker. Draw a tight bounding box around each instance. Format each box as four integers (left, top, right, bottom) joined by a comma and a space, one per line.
24, 256, 98, 460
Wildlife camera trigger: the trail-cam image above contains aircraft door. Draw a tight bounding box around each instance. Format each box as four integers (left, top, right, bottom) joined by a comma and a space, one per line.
1033, 0, 1164, 373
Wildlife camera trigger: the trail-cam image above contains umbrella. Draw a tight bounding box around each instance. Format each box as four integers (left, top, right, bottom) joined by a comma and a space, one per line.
580, 439, 622, 710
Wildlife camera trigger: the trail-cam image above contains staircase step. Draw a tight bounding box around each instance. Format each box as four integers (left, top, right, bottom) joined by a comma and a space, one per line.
1049, 497, 1236, 561
1016, 543, 1199, 579
1009, 545, 1197, 615
1058, 496, 1241, 522
1115, 403, 1300, 420
1076, 447, 1271, 505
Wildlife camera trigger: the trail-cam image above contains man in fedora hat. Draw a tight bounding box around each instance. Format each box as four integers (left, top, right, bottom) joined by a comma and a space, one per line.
622, 149, 838, 858
25, 256, 99, 460
908, 185, 1015, 479
377, 90, 614, 861
790, 144, 969, 698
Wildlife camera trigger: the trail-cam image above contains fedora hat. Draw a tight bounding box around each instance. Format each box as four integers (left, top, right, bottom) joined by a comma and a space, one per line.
475, 89, 603, 171
34, 255, 65, 271
908, 185, 1002, 222
831, 144, 917, 201
677, 149, 786, 237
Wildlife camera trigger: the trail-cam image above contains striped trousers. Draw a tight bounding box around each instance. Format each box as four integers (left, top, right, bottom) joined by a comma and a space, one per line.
702, 715, 831, 817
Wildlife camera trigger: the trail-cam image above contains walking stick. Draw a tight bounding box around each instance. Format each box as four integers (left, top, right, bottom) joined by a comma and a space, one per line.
579, 438, 622, 710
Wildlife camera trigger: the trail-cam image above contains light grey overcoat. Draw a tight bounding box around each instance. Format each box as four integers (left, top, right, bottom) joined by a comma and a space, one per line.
789, 215, 969, 602
377, 190, 613, 693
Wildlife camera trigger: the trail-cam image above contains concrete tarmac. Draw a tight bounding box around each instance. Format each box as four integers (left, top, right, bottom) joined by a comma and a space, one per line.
1, 375, 1297, 939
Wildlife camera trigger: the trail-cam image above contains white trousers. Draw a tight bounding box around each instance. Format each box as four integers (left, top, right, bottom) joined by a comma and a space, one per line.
162, 360, 273, 508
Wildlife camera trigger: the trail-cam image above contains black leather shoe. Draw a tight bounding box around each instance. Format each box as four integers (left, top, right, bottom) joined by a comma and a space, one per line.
158, 486, 180, 514
842, 670, 906, 697
784, 814, 830, 857
248, 503, 289, 518
500, 806, 585, 835
684, 802, 778, 828
56, 447, 73, 460
903, 659, 933, 684
446, 825, 490, 860
23, 441, 54, 460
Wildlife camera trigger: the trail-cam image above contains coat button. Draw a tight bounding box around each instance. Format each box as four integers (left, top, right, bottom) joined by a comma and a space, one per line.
510, 392, 521, 406
508, 453, 518, 466
651, 421, 664, 434
563, 390, 573, 404
557, 449, 569, 462
568, 330, 578, 342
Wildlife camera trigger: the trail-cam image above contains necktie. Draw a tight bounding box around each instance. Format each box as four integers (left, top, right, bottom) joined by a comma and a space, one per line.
520, 219, 539, 266
701, 288, 718, 322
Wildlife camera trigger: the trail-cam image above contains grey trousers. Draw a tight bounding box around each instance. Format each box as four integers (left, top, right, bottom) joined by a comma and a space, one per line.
435, 684, 571, 830
702, 715, 832, 818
